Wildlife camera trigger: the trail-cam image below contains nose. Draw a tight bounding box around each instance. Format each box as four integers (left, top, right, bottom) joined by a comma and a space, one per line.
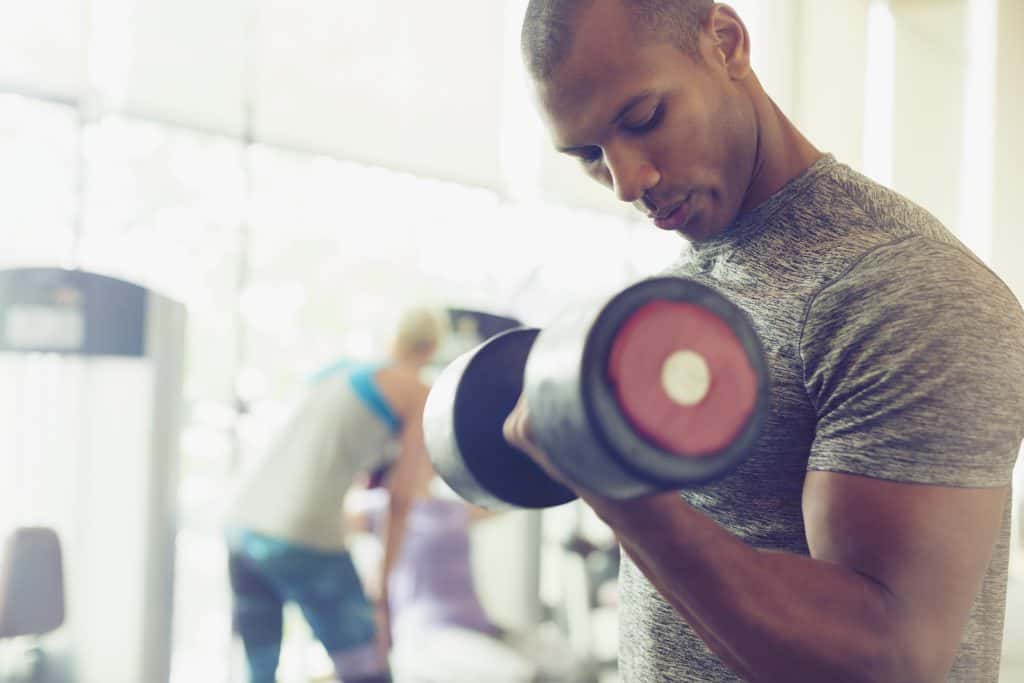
604, 144, 661, 203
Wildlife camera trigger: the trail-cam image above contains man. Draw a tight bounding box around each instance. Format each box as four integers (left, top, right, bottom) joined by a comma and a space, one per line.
504, 1, 1024, 681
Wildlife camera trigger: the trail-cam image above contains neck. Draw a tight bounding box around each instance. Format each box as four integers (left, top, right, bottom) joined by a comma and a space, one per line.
741, 89, 822, 215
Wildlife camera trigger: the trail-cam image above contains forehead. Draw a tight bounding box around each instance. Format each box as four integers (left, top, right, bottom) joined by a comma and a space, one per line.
533, 2, 699, 145
537, 1, 641, 111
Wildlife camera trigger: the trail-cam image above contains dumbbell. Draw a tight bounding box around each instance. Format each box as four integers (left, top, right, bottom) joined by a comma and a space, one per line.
422, 277, 770, 510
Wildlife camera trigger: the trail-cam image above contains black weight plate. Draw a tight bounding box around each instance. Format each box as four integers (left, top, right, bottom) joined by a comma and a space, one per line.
425, 328, 577, 510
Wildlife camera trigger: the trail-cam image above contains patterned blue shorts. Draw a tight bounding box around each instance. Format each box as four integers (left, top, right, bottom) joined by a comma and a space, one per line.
227, 529, 378, 683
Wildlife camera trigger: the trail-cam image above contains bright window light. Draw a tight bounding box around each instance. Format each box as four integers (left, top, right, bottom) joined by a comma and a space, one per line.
499, 0, 545, 203
86, 0, 136, 107
862, 0, 895, 187
957, 0, 998, 264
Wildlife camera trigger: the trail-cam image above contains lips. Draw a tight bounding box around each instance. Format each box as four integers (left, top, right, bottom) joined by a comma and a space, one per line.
653, 195, 693, 231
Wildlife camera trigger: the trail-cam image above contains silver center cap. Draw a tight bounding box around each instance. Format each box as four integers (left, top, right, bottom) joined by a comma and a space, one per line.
661, 350, 712, 407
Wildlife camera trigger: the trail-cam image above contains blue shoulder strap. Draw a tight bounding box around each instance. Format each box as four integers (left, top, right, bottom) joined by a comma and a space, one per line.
309, 358, 402, 434
348, 364, 403, 434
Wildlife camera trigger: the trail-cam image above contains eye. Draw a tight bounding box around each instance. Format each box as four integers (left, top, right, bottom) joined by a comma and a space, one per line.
622, 104, 664, 134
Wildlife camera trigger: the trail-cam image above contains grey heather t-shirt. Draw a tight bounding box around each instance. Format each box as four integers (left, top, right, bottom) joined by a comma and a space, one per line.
619, 155, 1024, 682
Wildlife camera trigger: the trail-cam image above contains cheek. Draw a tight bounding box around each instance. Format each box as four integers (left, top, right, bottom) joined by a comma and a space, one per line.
652, 104, 722, 179
693, 99, 749, 190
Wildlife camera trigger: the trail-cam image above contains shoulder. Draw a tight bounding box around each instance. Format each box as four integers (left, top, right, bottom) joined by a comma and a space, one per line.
805, 236, 1023, 343
374, 366, 430, 419
800, 235, 1024, 409
801, 238, 1024, 399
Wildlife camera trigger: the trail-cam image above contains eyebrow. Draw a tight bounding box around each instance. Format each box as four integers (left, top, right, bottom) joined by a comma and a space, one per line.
556, 91, 657, 155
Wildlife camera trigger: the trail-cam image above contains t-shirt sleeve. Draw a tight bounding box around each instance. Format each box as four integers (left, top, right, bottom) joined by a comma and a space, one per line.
801, 236, 1024, 487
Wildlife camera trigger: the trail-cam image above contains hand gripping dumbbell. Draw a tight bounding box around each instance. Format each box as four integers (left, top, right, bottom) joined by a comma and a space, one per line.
422, 277, 770, 510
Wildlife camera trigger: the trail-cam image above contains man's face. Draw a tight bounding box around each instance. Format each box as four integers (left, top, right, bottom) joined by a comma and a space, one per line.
534, 1, 756, 241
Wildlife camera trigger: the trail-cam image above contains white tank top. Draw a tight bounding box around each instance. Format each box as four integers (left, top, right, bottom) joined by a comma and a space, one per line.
225, 370, 399, 551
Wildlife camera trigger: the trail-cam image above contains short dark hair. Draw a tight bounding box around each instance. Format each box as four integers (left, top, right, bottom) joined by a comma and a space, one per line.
521, 0, 715, 80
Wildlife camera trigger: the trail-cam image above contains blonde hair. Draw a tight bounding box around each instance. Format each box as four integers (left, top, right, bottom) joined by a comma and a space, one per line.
392, 307, 446, 361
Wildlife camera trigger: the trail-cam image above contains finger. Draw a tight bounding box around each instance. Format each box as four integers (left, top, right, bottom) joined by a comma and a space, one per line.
502, 392, 532, 449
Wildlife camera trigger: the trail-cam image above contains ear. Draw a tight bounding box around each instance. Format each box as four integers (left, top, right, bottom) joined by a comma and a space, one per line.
708, 4, 752, 80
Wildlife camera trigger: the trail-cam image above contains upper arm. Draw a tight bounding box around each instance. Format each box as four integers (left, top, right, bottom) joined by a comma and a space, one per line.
396, 379, 430, 463
388, 379, 433, 503
803, 472, 1008, 679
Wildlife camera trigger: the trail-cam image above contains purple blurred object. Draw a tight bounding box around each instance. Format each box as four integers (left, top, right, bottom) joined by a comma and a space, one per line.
364, 492, 499, 640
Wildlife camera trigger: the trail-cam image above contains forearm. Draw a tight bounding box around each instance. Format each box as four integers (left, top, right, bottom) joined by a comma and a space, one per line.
380, 495, 411, 603
592, 494, 904, 683
380, 417, 427, 602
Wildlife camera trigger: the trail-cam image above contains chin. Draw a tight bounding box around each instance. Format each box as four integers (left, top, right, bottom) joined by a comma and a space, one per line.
685, 212, 714, 240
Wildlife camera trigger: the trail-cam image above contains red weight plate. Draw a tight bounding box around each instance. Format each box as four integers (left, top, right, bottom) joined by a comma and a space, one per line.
606, 300, 758, 457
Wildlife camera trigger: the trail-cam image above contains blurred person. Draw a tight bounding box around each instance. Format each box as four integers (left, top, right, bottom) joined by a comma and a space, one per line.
503, 1, 1024, 681
223, 308, 445, 683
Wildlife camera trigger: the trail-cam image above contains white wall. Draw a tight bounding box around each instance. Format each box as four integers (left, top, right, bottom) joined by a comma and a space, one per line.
891, 0, 968, 231
791, 0, 871, 170
992, 0, 1024, 300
